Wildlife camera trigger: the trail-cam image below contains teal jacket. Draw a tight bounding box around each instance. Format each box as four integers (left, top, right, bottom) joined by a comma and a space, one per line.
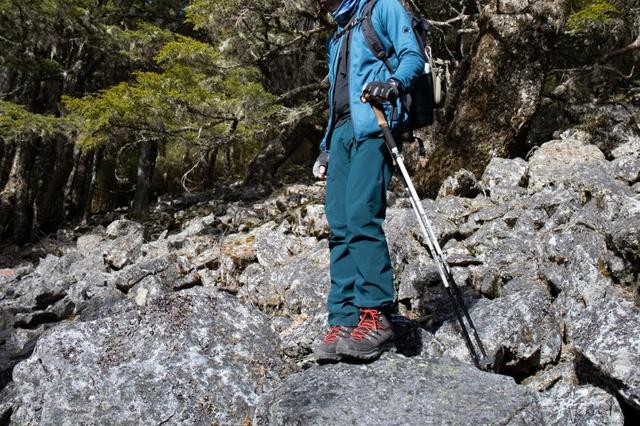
320, 0, 425, 152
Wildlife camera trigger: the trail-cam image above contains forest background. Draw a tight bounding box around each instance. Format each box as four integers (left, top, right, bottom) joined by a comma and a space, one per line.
0, 0, 638, 245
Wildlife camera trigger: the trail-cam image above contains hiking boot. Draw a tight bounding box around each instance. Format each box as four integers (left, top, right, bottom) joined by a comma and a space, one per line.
336, 309, 394, 359
313, 326, 355, 362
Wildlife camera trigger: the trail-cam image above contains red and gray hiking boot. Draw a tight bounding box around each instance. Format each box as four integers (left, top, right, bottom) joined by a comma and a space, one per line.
313, 326, 355, 362
336, 309, 395, 359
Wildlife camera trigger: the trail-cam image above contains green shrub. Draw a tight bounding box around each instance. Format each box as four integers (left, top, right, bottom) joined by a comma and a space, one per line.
567, 0, 619, 33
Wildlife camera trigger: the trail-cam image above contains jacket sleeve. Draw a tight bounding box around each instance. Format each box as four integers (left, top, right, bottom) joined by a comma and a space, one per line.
373, 0, 425, 92
319, 34, 335, 153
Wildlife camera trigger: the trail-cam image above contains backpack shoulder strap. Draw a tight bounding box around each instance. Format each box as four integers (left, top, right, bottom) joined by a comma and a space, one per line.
360, 0, 393, 72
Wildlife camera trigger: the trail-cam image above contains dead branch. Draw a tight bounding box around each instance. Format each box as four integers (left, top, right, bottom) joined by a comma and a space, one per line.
275, 82, 325, 104
601, 32, 640, 62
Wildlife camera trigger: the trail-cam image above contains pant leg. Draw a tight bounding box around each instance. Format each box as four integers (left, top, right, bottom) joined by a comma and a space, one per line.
344, 135, 395, 309
324, 120, 360, 326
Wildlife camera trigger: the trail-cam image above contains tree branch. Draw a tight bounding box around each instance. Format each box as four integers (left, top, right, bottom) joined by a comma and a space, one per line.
275, 82, 325, 104
252, 26, 326, 64
429, 14, 476, 27
601, 32, 640, 62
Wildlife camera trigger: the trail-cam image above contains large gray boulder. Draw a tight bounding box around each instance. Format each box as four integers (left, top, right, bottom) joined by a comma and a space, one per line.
238, 223, 328, 316
480, 157, 529, 195
542, 224, 632, 334
11, 288, 284, 425
102, 219, 146, 269
254, 353, 543, 425
569, 103, 640, 157
238, 228, 330, 362
537, 383, 624, 425
527, 133, 608, 192
423, 279, 562, 375
436, 168, 482, 199
0, 225, 144, 382
570, 297, 640, 409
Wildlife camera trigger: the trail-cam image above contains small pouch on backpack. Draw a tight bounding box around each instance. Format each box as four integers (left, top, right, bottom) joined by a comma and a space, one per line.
430, 57, 448, 108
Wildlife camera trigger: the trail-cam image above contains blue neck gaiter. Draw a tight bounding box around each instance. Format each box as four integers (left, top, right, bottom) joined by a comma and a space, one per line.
331, 0, 359, 27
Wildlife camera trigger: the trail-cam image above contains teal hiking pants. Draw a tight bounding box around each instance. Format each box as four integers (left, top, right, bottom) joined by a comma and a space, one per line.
325, 119, 395, 326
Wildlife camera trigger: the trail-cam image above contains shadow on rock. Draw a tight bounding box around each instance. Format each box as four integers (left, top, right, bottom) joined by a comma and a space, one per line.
390, 315, 424, 357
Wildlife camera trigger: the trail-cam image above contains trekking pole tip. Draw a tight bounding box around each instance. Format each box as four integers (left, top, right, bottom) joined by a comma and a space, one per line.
478, 355, 495, 372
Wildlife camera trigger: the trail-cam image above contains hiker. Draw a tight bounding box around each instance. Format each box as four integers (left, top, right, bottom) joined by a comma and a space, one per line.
312, 0, 425, 361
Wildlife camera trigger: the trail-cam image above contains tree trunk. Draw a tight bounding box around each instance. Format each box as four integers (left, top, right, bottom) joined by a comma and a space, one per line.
243, 114, 321, 191
63, 145, 85, 220
132, 140, 158, 215
414, 1, 568, 196
0, 141, 15, 189
82, 148, 103, 224
0, 138, 36, 243
32, 135, 60, 230
71, 149, 95, 221
33, 135, 75, 232
0, 141, 4, 180
224, 144, 234, 178
205, 146, 219, 188
180, 147, 190, 179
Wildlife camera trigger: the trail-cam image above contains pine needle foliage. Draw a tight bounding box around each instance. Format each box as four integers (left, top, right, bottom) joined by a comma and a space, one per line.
567, 0, 620, 33
64, 35, 282, 164
0, 101, 68, 141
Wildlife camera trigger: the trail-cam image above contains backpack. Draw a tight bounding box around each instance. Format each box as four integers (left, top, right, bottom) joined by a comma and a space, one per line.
360, 0, 447, 131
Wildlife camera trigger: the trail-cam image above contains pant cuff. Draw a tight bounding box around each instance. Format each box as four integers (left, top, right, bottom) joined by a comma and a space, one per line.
355, 301, 395, 316
328, 312, 360, 327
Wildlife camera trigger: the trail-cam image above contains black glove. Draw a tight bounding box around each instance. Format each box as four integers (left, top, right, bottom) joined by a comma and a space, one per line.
362, 79, 400, 102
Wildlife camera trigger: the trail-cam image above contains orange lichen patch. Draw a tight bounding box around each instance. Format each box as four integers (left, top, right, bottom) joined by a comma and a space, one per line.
0, 269, 13, 278
289, 313, 309, 328
220, 234, 256, 263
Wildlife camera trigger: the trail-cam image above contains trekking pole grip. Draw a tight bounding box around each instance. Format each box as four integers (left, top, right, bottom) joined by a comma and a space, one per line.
364, 97, 398, 152
371, 103, 388, 128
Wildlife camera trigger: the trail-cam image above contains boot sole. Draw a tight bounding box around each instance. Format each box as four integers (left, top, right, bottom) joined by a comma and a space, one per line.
337, 341, 395, 360
313, 350, 341, 362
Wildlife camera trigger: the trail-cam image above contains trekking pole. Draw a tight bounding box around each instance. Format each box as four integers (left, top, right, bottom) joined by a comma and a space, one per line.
364, 97, 494, 371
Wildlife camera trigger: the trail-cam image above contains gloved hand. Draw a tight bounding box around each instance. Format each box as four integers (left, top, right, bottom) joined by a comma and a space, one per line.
313, 150, 329, 180
362, 79, 400, 103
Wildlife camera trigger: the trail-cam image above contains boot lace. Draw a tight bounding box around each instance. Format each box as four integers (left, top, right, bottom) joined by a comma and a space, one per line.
322, 326, 344, 344
351, 309, 381, 341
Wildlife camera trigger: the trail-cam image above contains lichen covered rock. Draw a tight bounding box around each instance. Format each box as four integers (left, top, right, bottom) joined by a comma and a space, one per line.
11, 288, 284, 425
254, 353, 543, 425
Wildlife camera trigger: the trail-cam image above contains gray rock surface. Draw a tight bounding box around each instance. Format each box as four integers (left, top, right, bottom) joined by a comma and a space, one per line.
610, 213, 640, 262
296, 204, 330, 239
3, 127, 640, 423
238, 223, 328, 316
537, 383, 624, 425
11, 288, 284, 425
480, 156, 529, 194
437, 168, 482, 199
423, 279, 562, 375
570, 297, 640, 409
527, 134, 608, 192
0, 229, 144, 383
0, 382, 16, 423
570, 103, 640, 157
238, 239, 330, 362
254, 353, 543, 425
278, 312, 327, 362
612, 155, 640, 184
